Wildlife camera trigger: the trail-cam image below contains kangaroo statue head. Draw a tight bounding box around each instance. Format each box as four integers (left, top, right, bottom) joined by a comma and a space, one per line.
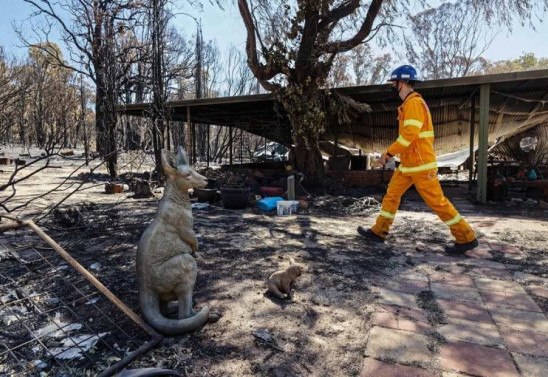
161, 147, 208, 191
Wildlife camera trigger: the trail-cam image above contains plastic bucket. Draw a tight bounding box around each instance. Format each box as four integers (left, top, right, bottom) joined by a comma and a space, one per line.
220, 186, 251, 209
195, 188, 218, 203
257, 196, 283, 211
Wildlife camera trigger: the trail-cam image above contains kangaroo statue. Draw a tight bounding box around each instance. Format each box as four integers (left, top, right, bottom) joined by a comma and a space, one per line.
136, 147, 210, 335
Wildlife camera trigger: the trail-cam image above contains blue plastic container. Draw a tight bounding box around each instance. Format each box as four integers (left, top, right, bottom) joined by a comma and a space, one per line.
257, 196, 284, 211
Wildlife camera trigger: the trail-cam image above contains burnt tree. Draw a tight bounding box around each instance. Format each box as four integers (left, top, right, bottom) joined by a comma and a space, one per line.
238, 0, 548, 185
22, 0, 146, 178
238, 0, 385, 185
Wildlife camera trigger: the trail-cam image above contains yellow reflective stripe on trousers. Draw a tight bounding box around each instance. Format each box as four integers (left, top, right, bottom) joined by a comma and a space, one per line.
399, 161, 438, 173
445, 214, 462, 226
419, 130, 434, 138
397, 135, 411, 147
403, 119, 423, 128
379, 210, 395, 219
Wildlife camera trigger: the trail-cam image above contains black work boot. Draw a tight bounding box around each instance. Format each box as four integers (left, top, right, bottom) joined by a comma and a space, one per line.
444, 238, 479, 255
357, 226, 385, 243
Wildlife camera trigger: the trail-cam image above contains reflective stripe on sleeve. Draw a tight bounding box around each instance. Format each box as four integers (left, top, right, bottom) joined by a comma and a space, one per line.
403, 119, 423, 129
419, 130, 434, 138
397, 135, 411, 147
399, 161, 438, 174
445, 214, 463, 226
379, 210, 395, 219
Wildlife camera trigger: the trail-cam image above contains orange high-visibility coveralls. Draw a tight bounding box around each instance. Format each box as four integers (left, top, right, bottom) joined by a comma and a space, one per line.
371, 92, 476, 244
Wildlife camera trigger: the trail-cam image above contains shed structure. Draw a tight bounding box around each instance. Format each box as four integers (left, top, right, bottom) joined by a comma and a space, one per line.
120, 69, 548, 203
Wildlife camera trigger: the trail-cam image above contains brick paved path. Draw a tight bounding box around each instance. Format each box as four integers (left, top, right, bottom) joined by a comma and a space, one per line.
361, 238, 547, 377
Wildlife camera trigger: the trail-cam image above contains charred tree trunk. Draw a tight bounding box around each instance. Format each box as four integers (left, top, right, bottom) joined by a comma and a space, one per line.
150, 0, 166, 172
94, 18, 119, 179
195, 23, 205, 161
95, 71, 107, 155
95, 58, 118, 178
80, 74, 89, 165
278, 83, 326, 185
294, 133, 325, 184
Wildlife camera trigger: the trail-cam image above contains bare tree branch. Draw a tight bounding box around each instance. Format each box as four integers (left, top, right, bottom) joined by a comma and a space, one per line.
322, 0, 385, 54
237, 0, 282, 91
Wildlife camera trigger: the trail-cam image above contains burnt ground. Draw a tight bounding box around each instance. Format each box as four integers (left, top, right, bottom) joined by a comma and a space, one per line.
1, 153, 547, 376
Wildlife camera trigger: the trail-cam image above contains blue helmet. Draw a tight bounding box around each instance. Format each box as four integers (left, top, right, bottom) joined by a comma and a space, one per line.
388, 65, 420, 82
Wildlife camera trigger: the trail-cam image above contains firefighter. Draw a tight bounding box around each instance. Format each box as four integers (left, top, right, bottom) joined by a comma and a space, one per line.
357, 65, 479, 254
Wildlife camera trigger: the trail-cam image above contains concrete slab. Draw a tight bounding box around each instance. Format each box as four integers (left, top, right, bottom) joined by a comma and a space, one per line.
488, 240, 522, 255
465, 245, 493, 260
475, 278, 526, 294
499, 327, 548, 357
383, 279, 430, 295
490, 307, 548, 332
360, 357, 438, 377
527, 284, 548, 299
437, 299, 493, 324
399, 271, 430, 282
512, 353, 548, 377
468, 267, 512, 280
431, 283, 483, 304
458, 258, 507, 270
438, 317, 503, 346
365, 326, 433, 365
480, 290, 542, 312
371, 305, 431, 333
440, 341, 519, 377
428, 271, 475, 287
378, 288, 420, 310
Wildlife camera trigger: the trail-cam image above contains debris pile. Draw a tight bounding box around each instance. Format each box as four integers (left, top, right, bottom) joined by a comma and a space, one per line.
52, 207, 84, 228
312, 195, 380, 216
197, 167, 248, 187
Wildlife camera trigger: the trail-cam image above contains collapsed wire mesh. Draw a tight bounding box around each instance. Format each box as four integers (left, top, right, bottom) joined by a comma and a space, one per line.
0, 228, 157, 376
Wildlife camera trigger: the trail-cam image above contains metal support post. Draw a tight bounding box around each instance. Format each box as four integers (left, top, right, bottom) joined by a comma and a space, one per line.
229, 126, 233, 167
477, 84, 490, 203
468, 96, 476, 192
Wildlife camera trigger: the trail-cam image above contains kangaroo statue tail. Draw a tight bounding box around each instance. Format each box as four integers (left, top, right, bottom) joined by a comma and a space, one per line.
139, 289, 210, 335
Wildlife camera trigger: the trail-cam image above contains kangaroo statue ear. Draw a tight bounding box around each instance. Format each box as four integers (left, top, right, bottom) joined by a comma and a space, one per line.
160, 149, 177, 176
176, 146, 189, 167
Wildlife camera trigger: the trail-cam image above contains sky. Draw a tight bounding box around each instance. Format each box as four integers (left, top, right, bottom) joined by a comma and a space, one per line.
1, 1, 548, 65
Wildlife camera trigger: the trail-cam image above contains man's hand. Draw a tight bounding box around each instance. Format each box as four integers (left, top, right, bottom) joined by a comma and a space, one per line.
378, 153, 392, 166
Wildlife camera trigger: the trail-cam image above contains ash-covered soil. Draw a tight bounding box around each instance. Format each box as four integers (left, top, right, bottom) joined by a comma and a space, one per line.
1, 152, 547, 376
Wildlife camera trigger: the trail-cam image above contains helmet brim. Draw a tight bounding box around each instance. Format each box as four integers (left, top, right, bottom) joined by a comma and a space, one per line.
387, 78, 420, 83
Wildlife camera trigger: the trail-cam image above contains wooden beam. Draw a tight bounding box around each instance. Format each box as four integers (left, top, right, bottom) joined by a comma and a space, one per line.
240, 129, 243, 164
334, 130, 339, 171
477, 84, 490, 203
468, 96, 476, 192
207, 124, 210, 168
192, 123, 196, 165
186, 106, 192, 163
229, 126, 233, 167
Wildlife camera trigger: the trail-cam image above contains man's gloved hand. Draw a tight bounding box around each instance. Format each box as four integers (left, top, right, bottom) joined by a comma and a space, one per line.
378, 153, 392, 166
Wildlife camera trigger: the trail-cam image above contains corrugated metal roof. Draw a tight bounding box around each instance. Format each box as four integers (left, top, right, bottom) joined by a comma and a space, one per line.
490, 124, 548, 165
119, 69, 548, 156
